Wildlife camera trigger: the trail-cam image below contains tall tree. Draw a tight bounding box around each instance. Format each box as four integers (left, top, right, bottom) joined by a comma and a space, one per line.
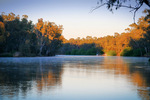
35, 19, 64, 56
0, 20, 6, 53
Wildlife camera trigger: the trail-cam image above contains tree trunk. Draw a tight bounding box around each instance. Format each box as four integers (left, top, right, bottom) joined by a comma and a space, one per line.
46, 49, 49, 56
145, 47, 148, 56
39, 41, 45, 56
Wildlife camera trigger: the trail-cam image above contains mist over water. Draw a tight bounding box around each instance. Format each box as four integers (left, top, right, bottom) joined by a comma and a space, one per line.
0, 56, 150, 100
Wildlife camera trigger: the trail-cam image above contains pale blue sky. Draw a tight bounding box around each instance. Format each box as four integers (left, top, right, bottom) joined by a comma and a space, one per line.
0, 0, 149, 39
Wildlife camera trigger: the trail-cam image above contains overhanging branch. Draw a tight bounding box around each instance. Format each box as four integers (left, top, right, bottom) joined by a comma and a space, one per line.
91, 0, 148, 23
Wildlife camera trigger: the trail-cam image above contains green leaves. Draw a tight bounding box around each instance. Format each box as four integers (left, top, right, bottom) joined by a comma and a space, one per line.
107, 50, 117, 56
0, 12, 63, 56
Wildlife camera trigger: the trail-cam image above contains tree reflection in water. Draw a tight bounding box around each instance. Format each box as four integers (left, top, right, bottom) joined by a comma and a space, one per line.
101, 57, 150, 100
0, 56, 150, 100
0, 58, 63, 99
61, 56, 150, 100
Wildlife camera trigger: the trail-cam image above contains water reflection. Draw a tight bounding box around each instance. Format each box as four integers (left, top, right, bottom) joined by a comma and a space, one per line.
0, 57, 63, 100
101, 57, 150, 100
62, 56, 150, 100
0, 56, 150, 100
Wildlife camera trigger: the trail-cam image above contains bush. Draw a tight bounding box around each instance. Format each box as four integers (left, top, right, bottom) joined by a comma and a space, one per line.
0, 53, 13, 57
19, 44, 31, 56
120, 47, 133, 56
65, 51, 71, 55
107, 50, 117, 56
98, 49, 104, 55
132, 49, 142, 56
78, 48, 86, 55
69, 47, 104, 55
70, 48, 98, 55
86, 48, 97, 55
71, 49, 78, 55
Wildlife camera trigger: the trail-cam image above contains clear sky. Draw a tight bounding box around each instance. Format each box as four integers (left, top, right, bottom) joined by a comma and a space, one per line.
0, 0, 149, 39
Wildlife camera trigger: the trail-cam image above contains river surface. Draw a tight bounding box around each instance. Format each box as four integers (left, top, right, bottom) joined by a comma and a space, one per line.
0, 56, 150, 100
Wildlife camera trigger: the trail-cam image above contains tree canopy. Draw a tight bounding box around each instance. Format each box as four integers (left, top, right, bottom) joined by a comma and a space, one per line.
0, 9, 150, 57
58, 9, 150, 56
0, 12, 64, 57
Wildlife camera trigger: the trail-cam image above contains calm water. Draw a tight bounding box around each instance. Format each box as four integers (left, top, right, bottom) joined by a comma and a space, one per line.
0, 56, 150, 100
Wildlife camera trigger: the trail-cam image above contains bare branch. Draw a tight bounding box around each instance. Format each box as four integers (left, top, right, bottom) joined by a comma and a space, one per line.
90, 3, 107, 13
91, 0, 146, 23
91, 3, 137, 13
133, 2, 143, 23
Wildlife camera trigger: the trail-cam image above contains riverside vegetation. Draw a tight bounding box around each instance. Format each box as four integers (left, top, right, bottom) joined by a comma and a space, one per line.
58, 9, 150, 57
0, 9, 150, 57
0, 13, 64, 57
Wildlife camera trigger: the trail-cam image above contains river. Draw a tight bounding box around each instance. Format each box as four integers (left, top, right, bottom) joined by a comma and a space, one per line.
0, 56, 150, 100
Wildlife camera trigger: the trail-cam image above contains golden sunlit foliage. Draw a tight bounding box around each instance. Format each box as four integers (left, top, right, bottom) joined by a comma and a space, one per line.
35, 18, 64, 56
60, 9, 150, 56
0, 12, 64, 56
0, 21, 5, 42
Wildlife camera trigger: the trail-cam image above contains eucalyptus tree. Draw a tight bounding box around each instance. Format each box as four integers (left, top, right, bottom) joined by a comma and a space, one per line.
35, 18, 64, 56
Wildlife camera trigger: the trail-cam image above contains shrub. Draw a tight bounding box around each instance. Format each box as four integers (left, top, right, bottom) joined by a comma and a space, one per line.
71, 49, 78, 55
19, 44, 31, 56
120, 47, 133, 56
99, 49, 104, 55
107, 50, 117, 56
86, 48, 97, 55
66, 51, 71, 55
0, 53, 13, 57
78, 48, 86, 55
132, 49, 142, 56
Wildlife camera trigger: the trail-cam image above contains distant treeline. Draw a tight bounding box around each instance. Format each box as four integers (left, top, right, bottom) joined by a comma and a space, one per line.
0, 9, 150, 57
0, 13, 64, 57
58, 9, 150, 56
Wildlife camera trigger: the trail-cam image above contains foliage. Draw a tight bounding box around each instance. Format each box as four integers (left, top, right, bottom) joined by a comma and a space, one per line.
0, 12, 64, 57
60, 9, 150, 57
86, 47, 97, 55
1, 10, 150, 57
120, 47, 145, 57
0, 53, 13, 57
69, 48, 98, 55
133, 49, 145, 57
107, 50, 117, 56
120, 47, 133, 56
71, 49, 78, 55
35, 18, 64, 56
58, 43, 103, 55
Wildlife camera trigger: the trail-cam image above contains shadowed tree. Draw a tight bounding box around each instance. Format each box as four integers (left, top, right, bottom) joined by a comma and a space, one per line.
0, 12, 64, 57
0, 18, 6, 53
